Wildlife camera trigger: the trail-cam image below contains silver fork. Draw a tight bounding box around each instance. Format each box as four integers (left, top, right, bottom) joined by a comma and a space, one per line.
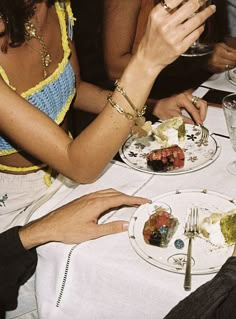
184, 207, 199, 291
198, 124, 209, 146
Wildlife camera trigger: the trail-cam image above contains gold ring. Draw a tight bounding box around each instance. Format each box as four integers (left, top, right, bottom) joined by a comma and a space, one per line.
160, 0, 173, 13
191, 96, 200, 108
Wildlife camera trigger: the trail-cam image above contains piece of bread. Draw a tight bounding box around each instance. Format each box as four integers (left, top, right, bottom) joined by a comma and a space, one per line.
220, 210, 236, 245
200, 210, 236, 247
152, 117, 186, 148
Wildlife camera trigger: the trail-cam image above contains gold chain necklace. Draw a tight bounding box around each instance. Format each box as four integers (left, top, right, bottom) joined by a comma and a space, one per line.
25, 16, 52, 78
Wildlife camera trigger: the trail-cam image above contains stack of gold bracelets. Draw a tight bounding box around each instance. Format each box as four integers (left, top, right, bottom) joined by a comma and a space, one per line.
107, 80, 149, 136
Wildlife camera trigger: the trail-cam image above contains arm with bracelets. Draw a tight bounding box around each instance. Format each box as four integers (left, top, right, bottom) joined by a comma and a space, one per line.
72, 0, 216, 181
0, 1, 216, 184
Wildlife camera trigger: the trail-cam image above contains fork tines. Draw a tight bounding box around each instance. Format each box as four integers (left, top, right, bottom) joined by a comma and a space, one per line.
185, 207, 200, 236
199, 124, 209, 146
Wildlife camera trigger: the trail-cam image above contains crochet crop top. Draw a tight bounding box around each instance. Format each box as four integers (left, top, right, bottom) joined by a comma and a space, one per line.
0, 1, 76, 173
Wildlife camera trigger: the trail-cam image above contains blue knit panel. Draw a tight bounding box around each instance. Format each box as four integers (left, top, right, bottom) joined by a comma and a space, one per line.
0, 62, 75, 153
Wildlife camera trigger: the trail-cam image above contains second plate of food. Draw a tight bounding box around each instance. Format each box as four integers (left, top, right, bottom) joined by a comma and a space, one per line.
119, 123, 221, 175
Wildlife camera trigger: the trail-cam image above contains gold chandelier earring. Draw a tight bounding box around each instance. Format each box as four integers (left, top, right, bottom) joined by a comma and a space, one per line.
25, 16, 52, 78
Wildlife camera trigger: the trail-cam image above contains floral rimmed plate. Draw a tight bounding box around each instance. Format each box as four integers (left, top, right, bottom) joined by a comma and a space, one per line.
119, 123, 221, 175
129, 189, 235, 275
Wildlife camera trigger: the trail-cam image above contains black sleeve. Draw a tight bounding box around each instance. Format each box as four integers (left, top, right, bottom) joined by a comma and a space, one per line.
0, 226, 37, 312
164, 257, 236, 319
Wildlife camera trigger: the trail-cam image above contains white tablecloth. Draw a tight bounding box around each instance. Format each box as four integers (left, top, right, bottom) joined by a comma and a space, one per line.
31, 106, 236, 319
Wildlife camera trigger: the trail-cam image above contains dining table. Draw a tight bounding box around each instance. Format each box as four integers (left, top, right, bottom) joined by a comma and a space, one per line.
30, 71, 236, 319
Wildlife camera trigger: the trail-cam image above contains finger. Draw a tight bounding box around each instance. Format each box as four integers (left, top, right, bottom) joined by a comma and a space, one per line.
94, 221, 130, 238
87, 189, 150, 204
156, 0, 191, 15
181, 115, 194, 124
197, 99, 208, 121
83, 188, 131, 200
87, 194, 151, 221
97, 194, 151, 209
182, 95, 207, 124
170, 1, 215, 30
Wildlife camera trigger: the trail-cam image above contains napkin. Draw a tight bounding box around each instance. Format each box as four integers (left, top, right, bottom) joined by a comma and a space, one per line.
200, 72, 236, 92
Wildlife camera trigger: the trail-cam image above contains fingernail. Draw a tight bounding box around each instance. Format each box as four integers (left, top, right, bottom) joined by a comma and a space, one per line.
210, 4, 216, 11
123, 222, 129, 231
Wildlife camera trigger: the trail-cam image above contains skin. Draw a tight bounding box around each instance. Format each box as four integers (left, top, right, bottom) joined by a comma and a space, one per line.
207, 42, 236, 73
0, 0, 215, 183
103, 0, 236, 75
18, 187, 236, 253
103, 0, 208, 125
18, 189, 150, 249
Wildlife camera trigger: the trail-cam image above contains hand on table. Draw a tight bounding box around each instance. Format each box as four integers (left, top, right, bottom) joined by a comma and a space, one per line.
19, 189, 150, 249
152, 92, 207, 125
206, 42, 236, 73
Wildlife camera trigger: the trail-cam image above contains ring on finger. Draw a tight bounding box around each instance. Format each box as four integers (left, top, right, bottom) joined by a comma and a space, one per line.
191, 95, 200, 109
160, 0, 173, 14
225, 64, 231, 71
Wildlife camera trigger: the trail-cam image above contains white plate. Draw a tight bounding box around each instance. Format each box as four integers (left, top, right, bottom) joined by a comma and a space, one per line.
119, 123, 221, 175
129, 189, 235, 275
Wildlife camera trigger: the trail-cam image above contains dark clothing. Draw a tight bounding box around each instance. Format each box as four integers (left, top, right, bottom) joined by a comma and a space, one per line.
0, 227, 37, 317
165, 257, 236, 319
0, 226, 235, 319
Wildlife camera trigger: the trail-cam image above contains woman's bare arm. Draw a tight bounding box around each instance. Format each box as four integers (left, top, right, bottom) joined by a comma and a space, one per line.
103, 0, 141, 80
0, 0, 216, 183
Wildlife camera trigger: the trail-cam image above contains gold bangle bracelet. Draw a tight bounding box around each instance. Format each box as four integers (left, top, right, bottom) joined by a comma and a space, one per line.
107, 94, 136, 121
114, 80, 147, 117
107, 92, 151, 137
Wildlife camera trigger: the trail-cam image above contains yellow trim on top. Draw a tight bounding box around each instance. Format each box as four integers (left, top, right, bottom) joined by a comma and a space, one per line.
0, 90, 75, 157
0, 163, 41, 172
0, 1, 75, 172
0, 1, 72, 96
0, 149, 20, 156
0, 66, 16, 91
22, 2, 71, 98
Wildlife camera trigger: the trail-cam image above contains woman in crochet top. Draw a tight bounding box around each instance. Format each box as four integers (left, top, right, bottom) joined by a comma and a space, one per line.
0, 0, 216, 228
0, 1, 215, 317
0, 0, 215, 229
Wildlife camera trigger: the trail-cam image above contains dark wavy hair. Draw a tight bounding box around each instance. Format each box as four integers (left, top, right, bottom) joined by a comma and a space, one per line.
0, 0, 55, 52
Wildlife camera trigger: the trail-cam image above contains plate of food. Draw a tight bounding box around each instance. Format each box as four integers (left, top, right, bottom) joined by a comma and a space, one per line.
119, 117, 221, 175
129, 189, 236, 275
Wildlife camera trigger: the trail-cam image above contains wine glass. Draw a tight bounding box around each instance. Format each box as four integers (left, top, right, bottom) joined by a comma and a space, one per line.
181, 0, 214, 57
223, 93, 236, 175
